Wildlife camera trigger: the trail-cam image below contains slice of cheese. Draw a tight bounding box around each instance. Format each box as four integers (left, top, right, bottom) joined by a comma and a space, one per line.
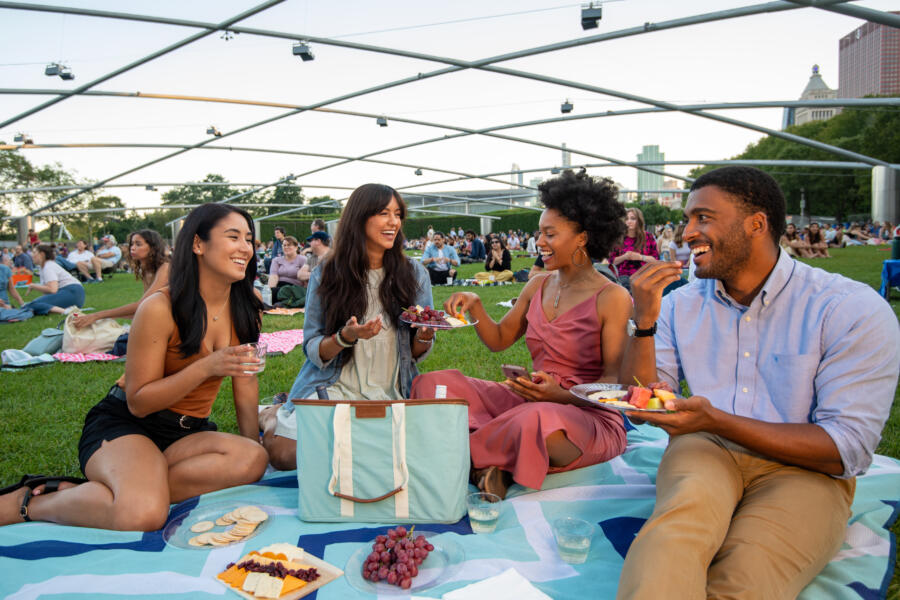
242, 571, 265, 593
280, 575, 308, 596
259, 543, 305, 563
254, 574, 283, 599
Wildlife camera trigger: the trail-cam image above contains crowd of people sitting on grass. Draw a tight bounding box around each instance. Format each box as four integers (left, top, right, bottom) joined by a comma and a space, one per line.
1, 167, 898, 600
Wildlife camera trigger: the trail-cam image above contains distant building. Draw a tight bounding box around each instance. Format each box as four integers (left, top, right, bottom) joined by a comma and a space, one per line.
783, 65, 840, 128
561, 143, 572, 168
636, 145, 664, 198
838, 12, 900, 98
659, 179, 685, 209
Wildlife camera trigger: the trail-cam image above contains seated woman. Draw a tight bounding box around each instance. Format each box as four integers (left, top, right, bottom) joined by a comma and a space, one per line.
0, 262, 25, 309
259, 184, 435, 470
0, 204, 268, 530
780, 223, 813, 258
71, 229, 170, 330
411, 169, 632, 499
21, 245, 85, 315
806, 222, 830, 258
475, 236, 513, 282
267, 235, 306, 302
609, 207, 659, 290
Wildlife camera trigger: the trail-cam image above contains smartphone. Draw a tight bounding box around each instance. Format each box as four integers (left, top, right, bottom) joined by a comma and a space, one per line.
501, 364, 529, 380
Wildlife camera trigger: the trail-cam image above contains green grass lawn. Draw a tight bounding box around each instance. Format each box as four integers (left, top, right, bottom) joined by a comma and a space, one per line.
1, 248, 898, 589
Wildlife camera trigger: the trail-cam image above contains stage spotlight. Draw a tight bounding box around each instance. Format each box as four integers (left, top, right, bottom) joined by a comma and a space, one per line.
207, 126, 222, 137
45, 63, 60, 76
415, 169, 423, 176
551, 167, 561, 174
292, 41, 315, 61
376, 116, 388, 127
145, 185, 158, 191
581, 3, 602, 30
561, 100, 573, 114
59, 66, 74, 80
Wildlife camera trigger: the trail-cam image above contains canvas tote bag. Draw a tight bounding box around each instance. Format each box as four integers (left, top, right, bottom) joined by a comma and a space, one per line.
62, 313, 128, 354
294, 398, 469, 524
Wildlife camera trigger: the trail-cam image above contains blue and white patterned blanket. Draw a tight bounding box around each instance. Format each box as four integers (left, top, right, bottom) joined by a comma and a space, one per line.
1, 425, 897, 599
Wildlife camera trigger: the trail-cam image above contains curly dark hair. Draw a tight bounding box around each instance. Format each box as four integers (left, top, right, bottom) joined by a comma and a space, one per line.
690, 166, 785, 247
537, 169, 626, 260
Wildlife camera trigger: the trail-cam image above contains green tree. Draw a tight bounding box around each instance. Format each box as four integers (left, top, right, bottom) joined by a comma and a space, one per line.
161, 174, 242, 205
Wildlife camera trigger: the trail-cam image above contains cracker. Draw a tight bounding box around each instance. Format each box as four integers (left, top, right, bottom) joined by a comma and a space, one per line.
188, 535, 208, 547
190, 520, 215, 533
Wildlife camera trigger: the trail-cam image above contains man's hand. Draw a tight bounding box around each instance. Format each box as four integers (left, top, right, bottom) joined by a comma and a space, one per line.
629, 261, 683, 326
626, 395, 721, 435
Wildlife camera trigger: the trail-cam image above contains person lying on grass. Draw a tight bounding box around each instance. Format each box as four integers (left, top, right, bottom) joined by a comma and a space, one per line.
0, 203, 268, 531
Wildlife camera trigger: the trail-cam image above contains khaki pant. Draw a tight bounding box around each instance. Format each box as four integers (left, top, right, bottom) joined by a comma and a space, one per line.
617, 432, 854, 600
474, 270, 513, 282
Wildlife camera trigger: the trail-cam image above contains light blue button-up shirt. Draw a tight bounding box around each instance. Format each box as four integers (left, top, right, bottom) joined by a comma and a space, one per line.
421, 244, 459, 272
656, 249, 899, 478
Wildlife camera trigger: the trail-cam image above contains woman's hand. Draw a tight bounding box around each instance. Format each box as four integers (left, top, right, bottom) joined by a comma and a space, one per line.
341, 315, 383, 342
71, 312, 98, 329
412, 324, 436, 344
503, 370, 569, 403
205, 344, 262, 378
444, 292, 481, 316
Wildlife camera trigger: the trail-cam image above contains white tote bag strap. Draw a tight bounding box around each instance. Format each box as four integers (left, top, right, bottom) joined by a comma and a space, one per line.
327, 403, 409, 517
327, 404, 355, 517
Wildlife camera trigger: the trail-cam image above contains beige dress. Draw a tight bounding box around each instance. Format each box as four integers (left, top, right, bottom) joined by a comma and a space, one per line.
327, 268, 403, 400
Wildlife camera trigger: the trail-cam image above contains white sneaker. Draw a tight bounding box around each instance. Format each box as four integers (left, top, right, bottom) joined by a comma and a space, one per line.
62, 305, 79, 315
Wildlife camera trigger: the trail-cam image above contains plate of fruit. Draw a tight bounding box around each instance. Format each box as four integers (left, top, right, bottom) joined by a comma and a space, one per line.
569, 382, 679, 413
400, 305, 477, 330
344, 526, 465, 595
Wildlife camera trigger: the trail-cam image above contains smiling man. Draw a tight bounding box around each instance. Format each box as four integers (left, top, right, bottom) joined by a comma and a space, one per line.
616, 167, 899, 599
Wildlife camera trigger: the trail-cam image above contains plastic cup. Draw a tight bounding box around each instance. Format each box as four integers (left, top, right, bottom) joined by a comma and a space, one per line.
241, 342, 267, 375
552, 517, 593, 564
467, 491, 501, 534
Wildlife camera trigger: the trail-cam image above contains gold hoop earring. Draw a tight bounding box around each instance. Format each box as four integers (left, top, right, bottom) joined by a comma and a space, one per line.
572, 247, 589, 266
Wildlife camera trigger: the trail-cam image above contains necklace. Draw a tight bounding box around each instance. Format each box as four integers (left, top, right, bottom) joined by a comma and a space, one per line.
554, 273, 594, 309
210, 294, 230, 322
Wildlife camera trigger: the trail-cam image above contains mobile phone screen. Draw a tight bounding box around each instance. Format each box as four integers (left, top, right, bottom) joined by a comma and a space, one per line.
502, 364, 529, 380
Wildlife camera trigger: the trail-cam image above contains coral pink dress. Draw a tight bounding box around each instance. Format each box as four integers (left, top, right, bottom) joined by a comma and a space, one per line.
411, 280, 627, 490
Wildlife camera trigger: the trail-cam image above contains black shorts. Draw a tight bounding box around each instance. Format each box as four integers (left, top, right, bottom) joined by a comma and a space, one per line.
78, 386, 217, 474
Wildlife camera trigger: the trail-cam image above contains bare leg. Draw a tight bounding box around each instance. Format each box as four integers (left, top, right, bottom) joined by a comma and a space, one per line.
91, 257, 103, 279
259, 406, 297, 471
76, 261, 92, 280
163, 431, 268, 502
546, 429, 583, 468
0, 435, 170, 530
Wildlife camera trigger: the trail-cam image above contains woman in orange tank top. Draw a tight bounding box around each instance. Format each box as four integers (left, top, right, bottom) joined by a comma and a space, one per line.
1, 204, 268, 531
411, 170, 633, 499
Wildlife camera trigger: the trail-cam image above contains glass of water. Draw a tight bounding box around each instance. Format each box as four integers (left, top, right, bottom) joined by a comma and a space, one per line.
466, 491, 501, 534
552, 517, 594, 564
241, 342, 267, 375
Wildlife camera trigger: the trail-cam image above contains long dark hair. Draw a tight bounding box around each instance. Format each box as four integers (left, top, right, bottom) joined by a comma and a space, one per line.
127, 229, 168, 284
626, 207, 648, 253
318, 184, 418, 335
169, 204, 262, 357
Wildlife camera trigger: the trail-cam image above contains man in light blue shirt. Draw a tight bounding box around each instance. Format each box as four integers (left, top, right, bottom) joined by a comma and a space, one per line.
421, 232, 459, 285
617, 167, 899, 599
78, 235, 122, 282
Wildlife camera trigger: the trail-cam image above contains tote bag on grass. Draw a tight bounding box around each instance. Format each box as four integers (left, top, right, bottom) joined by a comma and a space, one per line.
294, 398, 469, 524
62, 313, 128, 354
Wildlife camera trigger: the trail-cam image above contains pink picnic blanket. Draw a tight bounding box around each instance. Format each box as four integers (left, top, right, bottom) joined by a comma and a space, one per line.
53, 330, 304, 363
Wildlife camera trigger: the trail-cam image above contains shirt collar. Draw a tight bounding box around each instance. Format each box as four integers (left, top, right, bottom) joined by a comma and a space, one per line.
712, 248, 795, 310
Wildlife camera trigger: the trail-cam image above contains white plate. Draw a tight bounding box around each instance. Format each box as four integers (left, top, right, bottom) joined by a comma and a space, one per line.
162, 501, 271, 550
344, 531, 465, 595
399, 315, 478, 330
569, 383, 673, 414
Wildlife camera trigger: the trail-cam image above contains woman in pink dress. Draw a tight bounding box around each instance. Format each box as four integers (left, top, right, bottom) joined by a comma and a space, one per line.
411, 169, 632, 498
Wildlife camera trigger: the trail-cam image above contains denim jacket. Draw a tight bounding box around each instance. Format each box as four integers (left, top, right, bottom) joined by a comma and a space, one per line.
287, 258, 433, 402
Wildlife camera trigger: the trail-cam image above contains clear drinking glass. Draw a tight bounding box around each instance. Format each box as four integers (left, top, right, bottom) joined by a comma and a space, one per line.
552, 517, 594, 564
466, 491, 501, 534
241, 342, 267, 375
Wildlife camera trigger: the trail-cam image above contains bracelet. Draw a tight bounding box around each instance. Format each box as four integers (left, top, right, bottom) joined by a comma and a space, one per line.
335, 327, 357, 347
415, 333, 434, 345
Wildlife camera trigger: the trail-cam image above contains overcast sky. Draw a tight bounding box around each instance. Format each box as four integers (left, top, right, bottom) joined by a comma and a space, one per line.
1, 0, 896, 212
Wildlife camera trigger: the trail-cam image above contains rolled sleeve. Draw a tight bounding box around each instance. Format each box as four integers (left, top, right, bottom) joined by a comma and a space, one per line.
812, 291, 900, 478
411, 260, 435, 364
653, 295, 682, 391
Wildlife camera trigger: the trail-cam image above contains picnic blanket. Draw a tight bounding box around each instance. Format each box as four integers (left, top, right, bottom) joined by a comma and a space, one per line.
1, 425, 897, 599
49, 330, 305, 363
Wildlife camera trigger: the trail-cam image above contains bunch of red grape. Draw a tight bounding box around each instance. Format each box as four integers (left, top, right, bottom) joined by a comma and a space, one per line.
401, 305, 449, 327
361, 525, 435, 589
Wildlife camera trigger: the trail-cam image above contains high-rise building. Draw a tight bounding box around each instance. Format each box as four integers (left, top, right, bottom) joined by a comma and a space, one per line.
561, 143, 572, 168
838, 12, 900, 98
636, 145, 664, 198
785, 65, 840, 128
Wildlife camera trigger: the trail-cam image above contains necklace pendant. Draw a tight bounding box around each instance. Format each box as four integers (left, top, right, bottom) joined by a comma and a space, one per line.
213, 316, 218, 321
554, 293, 560, 309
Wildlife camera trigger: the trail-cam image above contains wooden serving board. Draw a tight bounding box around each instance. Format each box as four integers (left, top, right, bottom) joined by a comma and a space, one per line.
216, 552, 344, 600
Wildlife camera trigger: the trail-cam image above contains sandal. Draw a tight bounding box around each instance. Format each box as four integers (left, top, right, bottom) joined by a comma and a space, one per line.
18, 476, 88, 522
0, 474, 45, 496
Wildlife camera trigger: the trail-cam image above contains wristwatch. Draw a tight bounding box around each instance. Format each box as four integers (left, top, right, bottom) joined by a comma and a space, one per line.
627, 319, 657, 337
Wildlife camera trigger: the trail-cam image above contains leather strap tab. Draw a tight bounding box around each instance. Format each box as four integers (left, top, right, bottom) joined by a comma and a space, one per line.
355, 405, 386, 419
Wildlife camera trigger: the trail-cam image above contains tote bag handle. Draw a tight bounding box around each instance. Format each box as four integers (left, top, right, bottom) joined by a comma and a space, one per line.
327, 403, 409, 503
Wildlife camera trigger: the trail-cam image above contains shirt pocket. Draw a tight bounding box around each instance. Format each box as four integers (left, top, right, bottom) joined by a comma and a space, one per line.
760, 352, 820, 422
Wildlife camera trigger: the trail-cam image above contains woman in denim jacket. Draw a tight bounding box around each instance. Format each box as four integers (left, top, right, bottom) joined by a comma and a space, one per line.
261, 184, 435, 469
